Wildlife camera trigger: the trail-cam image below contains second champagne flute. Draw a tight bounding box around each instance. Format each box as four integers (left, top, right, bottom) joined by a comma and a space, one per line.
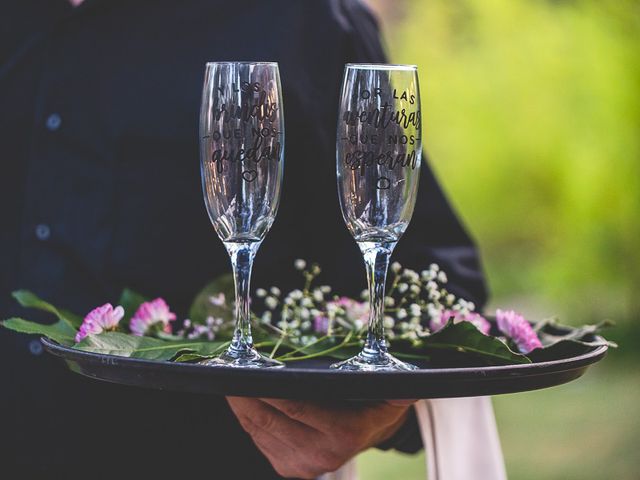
199, 61, 284, 368
333, 64, 423, 371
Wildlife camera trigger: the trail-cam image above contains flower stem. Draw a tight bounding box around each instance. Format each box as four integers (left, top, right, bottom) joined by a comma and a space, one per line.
277, 333, 358, 362
269, 331, 288, 358
276, 334, 332, 359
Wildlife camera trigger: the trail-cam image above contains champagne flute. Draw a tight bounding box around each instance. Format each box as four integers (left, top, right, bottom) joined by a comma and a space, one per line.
333, 64, 422, 371
199, 61, 284, 368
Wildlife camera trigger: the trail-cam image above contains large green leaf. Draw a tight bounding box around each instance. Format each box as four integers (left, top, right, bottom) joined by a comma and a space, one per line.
74, 332, 227, 361
12, 290, 82, 328
1, 317, 76, 346
421, 320, 531, 365
188, 274, 234, 324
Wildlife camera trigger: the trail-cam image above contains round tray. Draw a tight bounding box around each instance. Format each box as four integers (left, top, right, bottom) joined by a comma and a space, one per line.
41, 337, 608, 400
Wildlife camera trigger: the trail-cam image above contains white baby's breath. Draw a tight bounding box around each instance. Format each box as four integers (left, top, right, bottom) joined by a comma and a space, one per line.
289, 289, 303, 300
404, 269, 419, 282
265, 296, 278, 310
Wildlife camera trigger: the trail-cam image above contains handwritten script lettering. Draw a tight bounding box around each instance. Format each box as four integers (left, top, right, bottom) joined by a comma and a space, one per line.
340, 86, 421, 188
204, 82, 282, 181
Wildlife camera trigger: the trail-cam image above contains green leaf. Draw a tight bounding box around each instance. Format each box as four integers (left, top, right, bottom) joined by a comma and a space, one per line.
527, 319, 616, 362
536, 319, 616, 348
1, 317, 76, 346
422, 321, 531, 365
117, 289, 149, 324
173, 353, 208, 363
527, 341, 593, 362
188, 274, 234, 324
74, 332, 228, 361
12, 290, 82, 328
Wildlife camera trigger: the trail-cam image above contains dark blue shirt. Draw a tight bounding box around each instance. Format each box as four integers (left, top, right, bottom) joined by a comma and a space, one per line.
0, 0, 487, 477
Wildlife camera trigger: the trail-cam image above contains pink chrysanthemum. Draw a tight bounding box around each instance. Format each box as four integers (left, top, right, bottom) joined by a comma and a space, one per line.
496, 309, 542, 354
130, 298, 177, 336
75, 303, 124, 343
430, 310, 491, 335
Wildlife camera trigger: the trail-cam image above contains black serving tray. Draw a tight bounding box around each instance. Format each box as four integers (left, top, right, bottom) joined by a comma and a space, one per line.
41, 337, 608, 400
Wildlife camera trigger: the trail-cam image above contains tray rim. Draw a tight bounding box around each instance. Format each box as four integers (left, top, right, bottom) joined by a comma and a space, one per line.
41, 336, 609, 377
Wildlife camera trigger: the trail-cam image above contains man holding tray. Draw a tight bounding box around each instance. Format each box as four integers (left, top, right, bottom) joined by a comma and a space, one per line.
0, 0, 487, 478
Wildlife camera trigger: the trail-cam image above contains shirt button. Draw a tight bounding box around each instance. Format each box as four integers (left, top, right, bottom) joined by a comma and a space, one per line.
45, 113, 62, 131
35, 223, 51, 240
29, 339, 43, 356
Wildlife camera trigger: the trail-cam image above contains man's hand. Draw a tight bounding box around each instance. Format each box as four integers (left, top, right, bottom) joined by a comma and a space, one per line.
227, 397, 414, 479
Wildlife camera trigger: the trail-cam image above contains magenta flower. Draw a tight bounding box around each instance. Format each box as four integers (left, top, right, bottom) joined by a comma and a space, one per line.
130, 298, 177, 336
75, 303, 124, 343
313, 316, 330, 334
430, 310, 491, 335
496, 309, 542, 354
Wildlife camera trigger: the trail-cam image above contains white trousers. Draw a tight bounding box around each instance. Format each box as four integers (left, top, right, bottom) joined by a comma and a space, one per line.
320, 397, 507, 480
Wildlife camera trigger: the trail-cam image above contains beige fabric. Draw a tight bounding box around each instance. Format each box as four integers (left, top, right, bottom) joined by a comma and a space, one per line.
415, 397, 507, 480
322, 396, 506, 480
319, 458, 359, 480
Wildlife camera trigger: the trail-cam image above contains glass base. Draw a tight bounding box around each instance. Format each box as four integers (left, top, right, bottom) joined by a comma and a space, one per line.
199, 346, 284, 369
330, 350, 418, 372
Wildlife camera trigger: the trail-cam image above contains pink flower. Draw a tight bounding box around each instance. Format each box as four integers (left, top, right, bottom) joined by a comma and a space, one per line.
130, 298, 177, 336
209, 293, 226, 307
75, 303, 124, 343
430, 310, 491, 335
330, 297, 370, 326
313, 316, 330, 334
496, 309, 542, 354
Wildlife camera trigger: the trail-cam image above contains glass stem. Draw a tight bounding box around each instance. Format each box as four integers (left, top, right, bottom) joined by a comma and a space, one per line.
360, 241, 396, 358
224, 241, 261, 354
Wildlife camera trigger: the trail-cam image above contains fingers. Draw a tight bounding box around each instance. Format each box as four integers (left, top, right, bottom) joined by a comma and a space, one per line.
258, 398, 339, 432
227, 397, 343, 479
258, 398, 410, 451
227, 397, 415, 478
227, 397, 320, 449
239, 414, 312, 479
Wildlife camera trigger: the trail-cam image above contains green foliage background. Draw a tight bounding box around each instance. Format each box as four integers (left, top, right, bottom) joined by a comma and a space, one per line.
384, 0, 639, 324
358, 1, 640, 478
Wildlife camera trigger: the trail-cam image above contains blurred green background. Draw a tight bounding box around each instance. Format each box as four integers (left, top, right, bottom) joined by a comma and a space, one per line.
358, 0, 640, 478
